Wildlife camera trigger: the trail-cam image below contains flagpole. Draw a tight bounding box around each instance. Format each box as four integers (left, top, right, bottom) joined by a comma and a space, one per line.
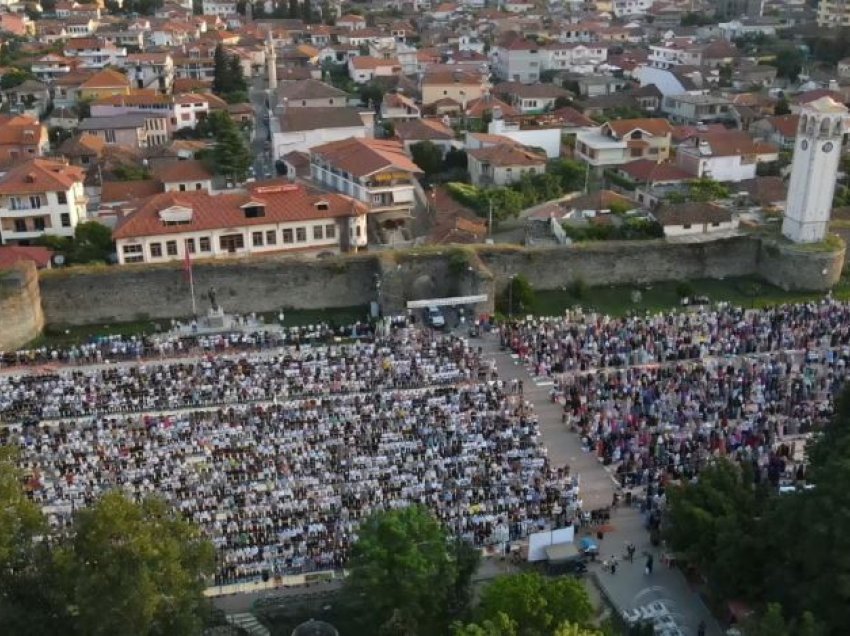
189, 265, 196, 317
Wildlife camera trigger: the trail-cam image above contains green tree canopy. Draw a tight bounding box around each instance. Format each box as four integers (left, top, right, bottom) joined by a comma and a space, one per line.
342, 505, 479, 636
70, 221, 114, 264
0, 67, 35, 90
476, 572, 594, 636
57, 492, 215, 636
410, 140, 444, 175
212, 112, 252, 182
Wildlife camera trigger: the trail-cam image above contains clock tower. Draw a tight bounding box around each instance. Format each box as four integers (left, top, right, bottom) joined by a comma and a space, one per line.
782, 96, 848, 243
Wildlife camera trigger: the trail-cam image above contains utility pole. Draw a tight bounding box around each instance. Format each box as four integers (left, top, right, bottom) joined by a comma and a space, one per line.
489, 199, 494, 235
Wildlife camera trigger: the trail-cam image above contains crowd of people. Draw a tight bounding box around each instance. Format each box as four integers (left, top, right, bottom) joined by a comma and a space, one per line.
500, 301, 850, 521
0, 321, 376, 369
0, 331, 481, 422
6, 298, 850, 585
500, 300, 850, 374
2, 328, 578, 584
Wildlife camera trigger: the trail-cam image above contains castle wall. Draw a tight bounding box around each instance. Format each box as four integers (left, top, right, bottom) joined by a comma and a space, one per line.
0, 261, 44, 350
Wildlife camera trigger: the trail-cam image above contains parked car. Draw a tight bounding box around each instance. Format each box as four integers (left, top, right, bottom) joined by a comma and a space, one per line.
426, 306, 445, 328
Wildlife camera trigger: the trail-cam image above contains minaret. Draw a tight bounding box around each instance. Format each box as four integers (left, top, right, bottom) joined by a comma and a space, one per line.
782, 96, 848, 243
265, 28, 277, 91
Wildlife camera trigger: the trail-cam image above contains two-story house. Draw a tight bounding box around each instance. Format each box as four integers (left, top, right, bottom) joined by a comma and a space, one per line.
63, 38, 128, 70
127, 53, 175, 93
421, 69, 490, 107
309, 137, 422, 243
0, 159, 87, 244
750, 114, 799, 150
113, 182, 368, 264
78, 69, 131, 101
278, 79, 350, 108
347, 56, 401, 84
272, 107, 374, 160
661, 93, 735, 125
675, 130, 779, 182
575, 118, 673, 170
492, 37, 543, 83
0, 115, 50, 167
467, 142, 547, 186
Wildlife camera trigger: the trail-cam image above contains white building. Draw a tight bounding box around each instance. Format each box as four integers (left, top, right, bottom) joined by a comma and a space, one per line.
202, 0, 236, 17
544, 43, 608, 73
309, 137, 422, 238
491, 38, 543, 83
782, 96, 849, 243
272, 107, 373, 160
655, 202, 739, 237
612, 0, 653, 17
113, 183, 368, 264
0, 159, 87, 244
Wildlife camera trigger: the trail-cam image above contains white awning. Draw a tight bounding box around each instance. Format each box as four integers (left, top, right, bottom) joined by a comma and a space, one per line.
406, 295, 488, 309
392, 189, 415, 203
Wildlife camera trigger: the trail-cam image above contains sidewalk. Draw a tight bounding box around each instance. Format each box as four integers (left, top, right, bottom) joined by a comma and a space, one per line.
482, 331, 723, 636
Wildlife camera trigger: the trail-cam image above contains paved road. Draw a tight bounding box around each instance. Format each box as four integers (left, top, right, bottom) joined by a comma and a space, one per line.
477, 329, 723, 636
478, 333, 615, 511
249, 77, 275, 179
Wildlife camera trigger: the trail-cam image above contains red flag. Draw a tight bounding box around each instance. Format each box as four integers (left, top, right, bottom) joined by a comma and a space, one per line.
183, 245, 193, 283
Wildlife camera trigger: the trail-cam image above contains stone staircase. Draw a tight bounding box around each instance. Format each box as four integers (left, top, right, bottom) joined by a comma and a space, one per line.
226, 613, 270, 636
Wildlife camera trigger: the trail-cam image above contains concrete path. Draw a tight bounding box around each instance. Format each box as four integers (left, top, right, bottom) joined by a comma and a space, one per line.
478, 333, 616, 511
480, 330, 723, 636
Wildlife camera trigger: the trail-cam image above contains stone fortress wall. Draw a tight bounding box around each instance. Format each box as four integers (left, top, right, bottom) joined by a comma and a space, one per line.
0, 235, 844, 348
0, 261, 44, 351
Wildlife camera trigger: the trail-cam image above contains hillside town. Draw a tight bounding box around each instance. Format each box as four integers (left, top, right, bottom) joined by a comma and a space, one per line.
1, 1, 850, 636
0, 0, 846, 263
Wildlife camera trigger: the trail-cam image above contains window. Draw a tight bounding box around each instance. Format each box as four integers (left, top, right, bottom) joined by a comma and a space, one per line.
266, 230, 276, 245
682, 223, 692, 230
57, 191, 67, 204
356, 224, 362, 237
29, 195, 42, 209
105, 130, 116, 143
325, 224, 336, 239
252, 231, 264, 247
123, 244, 143, 263
195, 183, 202, 190
282, 228, 293, 243
185, 238, 196, 254
630, 147, 642, 158
150, 242, 163, 257
244, 205, 265, 218
14, 219, 26, 232
179, 184, 186, 191
34, 217, 45, 231
199, 236, 211, 252
166, 240, 177, 256
60, 213, 71, 227
296, 227, 307, 242
711, 221, 721, 227
313, 225, 323, 240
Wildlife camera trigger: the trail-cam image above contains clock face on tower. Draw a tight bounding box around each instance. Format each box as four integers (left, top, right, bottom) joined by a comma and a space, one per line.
801, 140, 808, 150
823, 142, 834, 153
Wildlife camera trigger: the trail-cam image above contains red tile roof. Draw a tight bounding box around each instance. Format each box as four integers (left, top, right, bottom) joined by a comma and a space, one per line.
310, 138, 422, 178
113, 184, 365, 239
0, 245, 53, 269
0, 158, 85, 194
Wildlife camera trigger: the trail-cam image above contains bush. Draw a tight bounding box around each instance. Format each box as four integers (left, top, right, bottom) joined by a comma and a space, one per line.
568, 276, 588, 299
676, 281, 695, 299
496, 275, 535, 316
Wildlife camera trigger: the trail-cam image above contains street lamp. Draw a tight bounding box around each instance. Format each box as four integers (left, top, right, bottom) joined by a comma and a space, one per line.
508, 274, 516, 320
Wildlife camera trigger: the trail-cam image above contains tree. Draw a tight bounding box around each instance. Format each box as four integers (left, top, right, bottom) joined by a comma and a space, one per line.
212, 114, 252, 182
0, 67, 34, 90
444, 147, 468, 171
744, 603, 789, 636
70, 221, 114, 264
57, 492, 215, 636
300, 0, 312, 22
771, 48, 804, 81
360, 82, 385, 108
342, 505, 478, 636
454, 612, 518, 636
687, 178, 730, 202
774, 97, 791, 116
288, 0, 298, 18
476, 572, 594, 636
0, 448, 71, 636
212, 44, 229, 95
410, 141, 444, 176
549, 159, 586, 193
227, 54, 247, 94
665, 459, 768, 601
